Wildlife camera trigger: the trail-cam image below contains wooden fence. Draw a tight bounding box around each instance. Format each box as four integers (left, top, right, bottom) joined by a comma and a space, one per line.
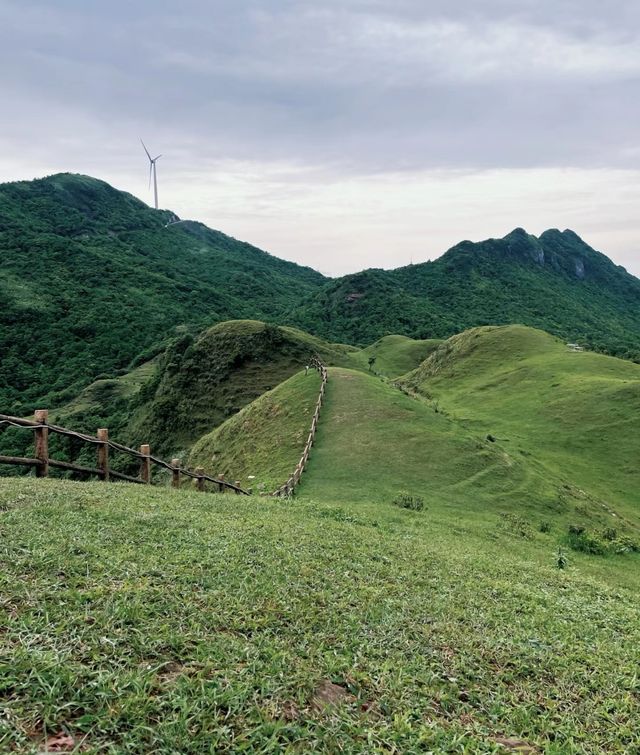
272, 357, 328, 497
0, 412, 250, 495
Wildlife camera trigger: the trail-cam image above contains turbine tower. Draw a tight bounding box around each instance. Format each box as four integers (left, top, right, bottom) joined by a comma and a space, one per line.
140, 139, 162, 209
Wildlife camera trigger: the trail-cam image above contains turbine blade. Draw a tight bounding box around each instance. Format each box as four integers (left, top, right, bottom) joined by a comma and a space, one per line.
140, 138, 152, 160
149, 162, 153, 189
154, 154, 162, 161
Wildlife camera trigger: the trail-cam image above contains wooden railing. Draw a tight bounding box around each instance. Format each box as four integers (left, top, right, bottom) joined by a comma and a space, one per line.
0, 412, 250, 495
272, 357, 328, 497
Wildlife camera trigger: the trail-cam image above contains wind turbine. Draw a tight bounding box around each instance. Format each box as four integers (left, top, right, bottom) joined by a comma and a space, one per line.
140, 139, 162, 209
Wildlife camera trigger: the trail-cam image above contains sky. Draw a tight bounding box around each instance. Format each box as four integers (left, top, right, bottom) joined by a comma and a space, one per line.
0, 0, 639, 277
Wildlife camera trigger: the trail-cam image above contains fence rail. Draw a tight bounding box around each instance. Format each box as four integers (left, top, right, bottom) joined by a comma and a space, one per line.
272, 357, 328, 497
0, 412, 250, 496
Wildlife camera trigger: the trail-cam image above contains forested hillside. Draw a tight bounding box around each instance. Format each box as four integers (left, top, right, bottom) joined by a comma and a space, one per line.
0, 173, 325, 413
289, 228, 640, 359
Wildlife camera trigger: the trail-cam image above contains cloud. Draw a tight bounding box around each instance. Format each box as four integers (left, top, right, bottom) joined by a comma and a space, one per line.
0, 0, 638, 275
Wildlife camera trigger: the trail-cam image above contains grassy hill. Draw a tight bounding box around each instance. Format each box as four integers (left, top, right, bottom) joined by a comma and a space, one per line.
0, 173, 325, 414
347, 335, 442, 379
1, 321, 439, 472
2, 323, 640, 752
1, 476, 639, 753
189, 369, 322, 492
289, 228, 640, 360
398, 325, 640, 520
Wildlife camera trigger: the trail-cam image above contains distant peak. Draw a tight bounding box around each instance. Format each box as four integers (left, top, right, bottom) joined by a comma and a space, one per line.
505, 227, 530, 239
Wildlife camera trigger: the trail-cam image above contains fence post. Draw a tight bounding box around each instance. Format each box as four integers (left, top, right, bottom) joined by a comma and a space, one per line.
234, 480, 241, 495
140, 444, 151, 484
218, 473, 225, 493
171, 458, 181, 489
34, 409, 49, 478
195, 467, 205, 492
97, 428, 109, 482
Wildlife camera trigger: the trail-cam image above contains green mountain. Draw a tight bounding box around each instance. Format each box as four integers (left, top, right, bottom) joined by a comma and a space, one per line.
0, 173, 325, 413
3, 173, 640, 422
289, 228, 640, 359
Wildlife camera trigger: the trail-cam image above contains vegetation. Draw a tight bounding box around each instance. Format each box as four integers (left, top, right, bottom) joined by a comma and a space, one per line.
0, 321, 356, 466
0, 174, 325, 415
391, 491, 425, 511
188, 369, 322, 492
399, 324, 640, 519
1, 475, 639, 753
2, 323, 640, 752
346, 335, 442, 379
3, 175, 640, 426
288, 228, 640, 359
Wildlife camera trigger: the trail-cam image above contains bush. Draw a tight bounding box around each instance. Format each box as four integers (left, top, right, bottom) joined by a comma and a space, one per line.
539, 521, 551, 533
568, 529, 608, 555
567, 526, 639, 556
392, 492, 425, 511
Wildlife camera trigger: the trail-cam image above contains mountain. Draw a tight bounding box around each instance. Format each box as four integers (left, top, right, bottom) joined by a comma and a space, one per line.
3, 173, 640, 420
288, 228, 640, 359
0, 173, 326, 413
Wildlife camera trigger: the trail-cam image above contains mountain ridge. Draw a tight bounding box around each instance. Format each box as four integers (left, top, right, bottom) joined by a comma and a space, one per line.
288, 225, 640, 357
0, 173, 326, 412
2, 172, 639, 416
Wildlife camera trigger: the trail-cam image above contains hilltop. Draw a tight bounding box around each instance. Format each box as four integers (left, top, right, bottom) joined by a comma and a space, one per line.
289, 228, 640, 358
185, 325, 639, 533
0, 173, 325, 413
399, 324, 640, 518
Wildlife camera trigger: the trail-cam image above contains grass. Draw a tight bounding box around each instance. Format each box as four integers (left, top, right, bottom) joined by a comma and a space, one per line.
1, 478, 639, 753
3, 325, 640, 752
188, 369, 322, 492
346, 335, 443, 379
301, 369, 553, 514
399, 325, 640, 520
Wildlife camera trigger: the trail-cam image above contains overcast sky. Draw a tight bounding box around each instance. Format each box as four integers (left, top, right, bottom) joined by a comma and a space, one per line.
1, 0, 639, 276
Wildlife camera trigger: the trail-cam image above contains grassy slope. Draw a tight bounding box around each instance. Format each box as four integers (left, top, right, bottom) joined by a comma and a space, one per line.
1, 478, 639, 754
21, 323, 433, 465
188, 369, 321, 492
1, 321, 358, 464
300, 368, 554, 509
399, 325, 640, 520
123, 321, 359, 456
347, 335, 443, 379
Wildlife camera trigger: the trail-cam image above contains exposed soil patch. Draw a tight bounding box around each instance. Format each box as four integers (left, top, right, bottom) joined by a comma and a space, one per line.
311, 679, 355, 712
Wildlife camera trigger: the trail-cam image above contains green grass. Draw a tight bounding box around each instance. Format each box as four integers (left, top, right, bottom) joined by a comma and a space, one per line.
399, 325, 640, 521
1, 478, 639, 753
188, 369, 321, 492
300, 369, 546, 509
3, 325, 640, 752
346, 335, 443, 379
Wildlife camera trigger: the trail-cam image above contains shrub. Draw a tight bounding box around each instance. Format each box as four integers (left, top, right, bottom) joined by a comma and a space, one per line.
392, 492, 425, 511
567, 526, 639, 556
539, 521, 551, 533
